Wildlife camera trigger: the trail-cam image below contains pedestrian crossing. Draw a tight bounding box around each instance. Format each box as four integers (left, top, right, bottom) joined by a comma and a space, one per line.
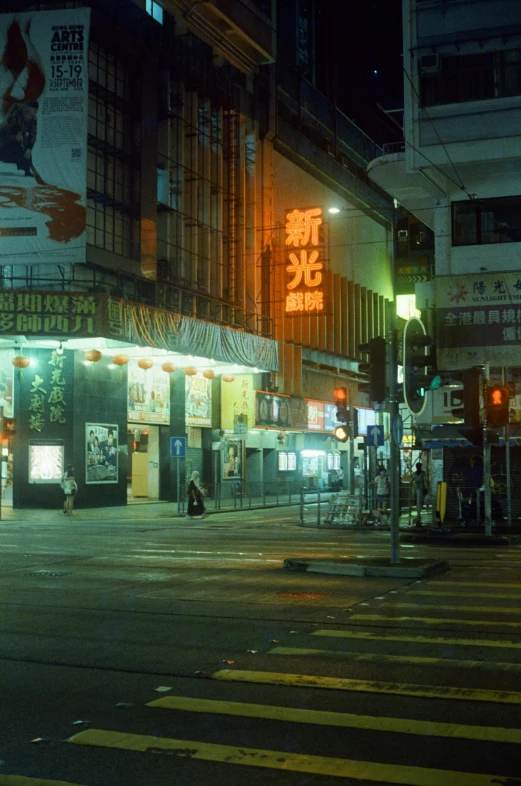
4, 574, 521, 785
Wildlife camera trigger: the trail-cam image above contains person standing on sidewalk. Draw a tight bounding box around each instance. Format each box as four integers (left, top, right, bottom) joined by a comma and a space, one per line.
186, 471, 208, 519
412, 462, 427, 527
374, 467, 390, 513
61, 465, 78, 517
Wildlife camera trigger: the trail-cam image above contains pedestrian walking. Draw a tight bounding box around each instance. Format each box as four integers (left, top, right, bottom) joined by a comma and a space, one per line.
61, 465, 78, 517
412, 462, 427, 526
186, 471, 208, 519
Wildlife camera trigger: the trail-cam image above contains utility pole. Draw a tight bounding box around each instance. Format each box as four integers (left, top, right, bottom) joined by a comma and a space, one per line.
388, 326, 400, 563
482, 362, 492, 537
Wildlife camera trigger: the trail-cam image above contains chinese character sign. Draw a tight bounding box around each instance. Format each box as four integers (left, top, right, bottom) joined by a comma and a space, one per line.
0, 9, 90, 265
285, 207, 325, 315
436, 272, 521, 369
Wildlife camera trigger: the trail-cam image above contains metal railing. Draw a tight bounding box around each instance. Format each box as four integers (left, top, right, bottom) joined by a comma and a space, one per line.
178, 479, 305, 514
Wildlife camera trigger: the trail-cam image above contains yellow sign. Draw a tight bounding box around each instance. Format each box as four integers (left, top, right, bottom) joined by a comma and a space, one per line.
221, 375, 254, 431
284, 207, 325, 314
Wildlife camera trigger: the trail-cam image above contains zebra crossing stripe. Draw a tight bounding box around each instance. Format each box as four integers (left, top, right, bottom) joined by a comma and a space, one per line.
426, 581, 521, 588
147, 694, 521, 744
212, 669, 521, 704
409, 590, 521, 600
267, 645, 521, 671
67, 727, 521, 785
349, 614, 521, 628
0, 778, 86, 785
311, 629, 521, 649
388, 603, 520, 615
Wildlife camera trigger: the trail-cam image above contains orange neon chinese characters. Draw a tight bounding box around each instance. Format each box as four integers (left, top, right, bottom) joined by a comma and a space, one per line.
284, 207, 325, 314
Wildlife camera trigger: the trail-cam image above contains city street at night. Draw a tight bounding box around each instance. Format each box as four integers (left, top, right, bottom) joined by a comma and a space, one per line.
0, 506, 520, 785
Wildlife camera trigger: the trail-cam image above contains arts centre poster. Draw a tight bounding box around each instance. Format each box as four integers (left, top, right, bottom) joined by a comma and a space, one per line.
0, 8, 90, 264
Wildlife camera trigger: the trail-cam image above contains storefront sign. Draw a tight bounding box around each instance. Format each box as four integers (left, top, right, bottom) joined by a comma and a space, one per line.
255, 392, 307, 429
0, 292, 100, 336
28, 348, 68, 431
86, 423, 118, 484
0, 8, 90, 265
127, 359, 170, 425
284, 206, 325, 314
185, 374, 212, 427
307, 400, 325, 431
436, 272, 521, 369
221, 375, 254, 431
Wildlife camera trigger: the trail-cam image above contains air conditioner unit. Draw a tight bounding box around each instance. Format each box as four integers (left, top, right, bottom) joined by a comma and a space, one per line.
420, 53, 439, 74
398, 229, 408, 242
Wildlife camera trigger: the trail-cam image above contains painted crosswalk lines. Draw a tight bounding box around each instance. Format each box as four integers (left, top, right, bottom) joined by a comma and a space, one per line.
311, 628, 521, 649
0, 778, 86, 786
410, 589, 521, 599
147, 693, 521, 744
348, 613, 521, 627
67, 727, 521, 786
212, 668, 521, 704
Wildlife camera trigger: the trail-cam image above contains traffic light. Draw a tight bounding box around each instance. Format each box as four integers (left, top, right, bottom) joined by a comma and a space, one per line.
403, 317, 440, 416
358, 337, 386, 403
333, 424, 349, 442
485, 384, 510, 427
333, 386, 349, 423
450, 368, 480, 425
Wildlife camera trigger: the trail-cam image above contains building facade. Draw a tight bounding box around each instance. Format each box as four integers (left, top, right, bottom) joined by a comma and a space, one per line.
0, 0, 393, 509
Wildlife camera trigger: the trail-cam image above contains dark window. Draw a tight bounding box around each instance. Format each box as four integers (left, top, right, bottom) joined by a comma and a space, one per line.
421, 49, 521, 106
452, 196, 521, 246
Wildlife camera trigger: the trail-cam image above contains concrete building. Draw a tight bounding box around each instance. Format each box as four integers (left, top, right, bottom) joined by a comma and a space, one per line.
0, 0, 393, 510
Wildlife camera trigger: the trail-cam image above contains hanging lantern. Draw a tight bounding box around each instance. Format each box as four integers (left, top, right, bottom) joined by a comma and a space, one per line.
183, 366, 197, 376
202, 369, 215, 379
222, 374, 235, 382
12, 355, 30, 369
84, 349, 102, 363
112, 354, 129, 367
137, 358, 154, 371
161, 362, 177, 373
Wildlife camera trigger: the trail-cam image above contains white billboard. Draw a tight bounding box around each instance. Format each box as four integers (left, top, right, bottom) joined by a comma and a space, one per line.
0, 8, 90, 264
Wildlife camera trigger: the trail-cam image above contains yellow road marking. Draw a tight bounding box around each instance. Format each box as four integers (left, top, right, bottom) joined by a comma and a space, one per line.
212, 668, 521, 704
311, 629, 521, 649
390, 603, 520, 615
67, 727, 521, 785
350, 614, 521, 628
147, 694, 521, 744
0, 778, 86, 786
267, 645, 521, 671
410, 590, 521, 600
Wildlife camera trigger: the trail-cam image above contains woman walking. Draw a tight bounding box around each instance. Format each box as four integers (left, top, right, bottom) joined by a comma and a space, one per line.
61, 465, 78, 517
186, 471, 208, 519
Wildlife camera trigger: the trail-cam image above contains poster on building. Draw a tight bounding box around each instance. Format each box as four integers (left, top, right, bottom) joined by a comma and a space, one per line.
185, 374, 212, 427
222, 438, 243, 480
221, 375, 254, 431
0, 349, 14, 417
86, 423, 118, 484
255, 392, 307, 429
0, 8, 90, 265
128, 359, 170, 425
436, 272, 521, 369
28, 441, 63, 483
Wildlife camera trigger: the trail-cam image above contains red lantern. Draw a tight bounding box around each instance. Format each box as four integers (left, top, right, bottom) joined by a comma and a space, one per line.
12, 355, 30, 369
84, 349, 102, 363
137, 358, 154, 371
183, 366, 197, 376
222, 374, 235, 382
202, 369, 215, 379
112, 354, 129, 366
161, 362, 177, 373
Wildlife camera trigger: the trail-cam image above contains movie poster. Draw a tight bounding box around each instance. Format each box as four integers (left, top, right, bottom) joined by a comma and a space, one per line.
86, 423, 118, 484
127, 359, 170, 425
0, 8, 90, 264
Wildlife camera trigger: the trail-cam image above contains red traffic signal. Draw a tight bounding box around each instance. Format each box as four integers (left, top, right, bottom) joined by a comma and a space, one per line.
333, 387, 347, 403
485, 385, 509, 427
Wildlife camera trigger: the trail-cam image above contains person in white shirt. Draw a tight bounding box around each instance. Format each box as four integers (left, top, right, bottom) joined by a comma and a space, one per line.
61, 466, 78, 517
375, 467, 389, 511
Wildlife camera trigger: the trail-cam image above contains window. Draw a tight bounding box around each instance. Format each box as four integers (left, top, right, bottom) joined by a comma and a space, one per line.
146, 0, 163, 24
421, 49, 521, 106
452, 196, 521, 246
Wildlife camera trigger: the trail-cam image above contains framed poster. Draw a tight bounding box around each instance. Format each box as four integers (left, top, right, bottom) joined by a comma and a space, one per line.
86, 423, 118, 484
222, 438, 243, 480
28, 441, 63, 483
127, 359, 170, 425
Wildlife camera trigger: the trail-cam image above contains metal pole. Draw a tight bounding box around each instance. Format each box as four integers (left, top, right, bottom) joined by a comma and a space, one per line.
502, 367, 512, 528
483, 363, 492, 536
389, 327, 400, 563
176, 457, 181, 514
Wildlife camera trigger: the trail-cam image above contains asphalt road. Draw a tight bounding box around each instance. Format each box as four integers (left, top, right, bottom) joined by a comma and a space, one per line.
0, 507, 520, 785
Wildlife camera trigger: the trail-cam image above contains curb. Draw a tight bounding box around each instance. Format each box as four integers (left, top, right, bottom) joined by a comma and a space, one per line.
283, 557, 449, 579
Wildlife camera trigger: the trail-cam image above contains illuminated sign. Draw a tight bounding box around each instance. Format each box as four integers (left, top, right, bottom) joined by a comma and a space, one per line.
285, 207, 325, 314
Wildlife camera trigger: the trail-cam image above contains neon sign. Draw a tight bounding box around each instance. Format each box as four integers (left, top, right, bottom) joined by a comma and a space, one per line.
285, 207, 325, 314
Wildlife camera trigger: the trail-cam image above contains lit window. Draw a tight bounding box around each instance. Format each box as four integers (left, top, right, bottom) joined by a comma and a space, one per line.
146, 0, 163, 24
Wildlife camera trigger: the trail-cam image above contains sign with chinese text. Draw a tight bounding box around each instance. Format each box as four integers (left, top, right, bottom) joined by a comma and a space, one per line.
28, 349, 68, 432
185, 374, 212, 427
128, 359, 170, 425
0, 292, 101, 337
284, 206, 326, 315
0, 8, 90, 265
221, 375, 254, 431
436, 272, 521, 369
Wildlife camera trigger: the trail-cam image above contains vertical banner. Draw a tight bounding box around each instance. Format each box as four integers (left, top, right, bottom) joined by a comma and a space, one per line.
0, 8, 90, 264
127, 359, 170, 425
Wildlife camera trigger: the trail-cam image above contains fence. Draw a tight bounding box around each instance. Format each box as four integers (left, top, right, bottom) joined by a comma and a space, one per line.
179, 479, 304, 514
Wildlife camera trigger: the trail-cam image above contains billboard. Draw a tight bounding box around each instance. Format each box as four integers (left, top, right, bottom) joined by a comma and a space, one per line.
185, 374, 212, 427
0, 8, 90, 264
86, 423, 118, 484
